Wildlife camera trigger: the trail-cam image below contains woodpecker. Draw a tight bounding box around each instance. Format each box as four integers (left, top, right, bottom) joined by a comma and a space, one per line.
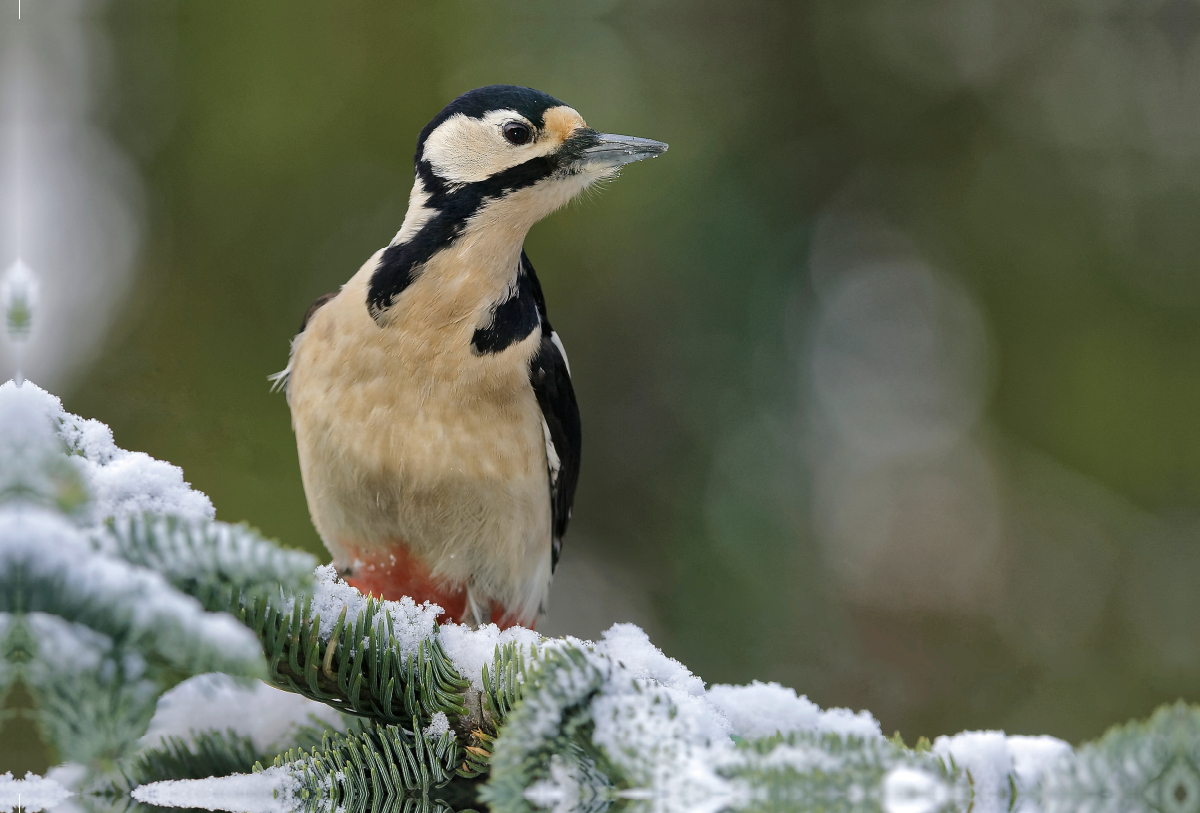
275, 86, 666, 628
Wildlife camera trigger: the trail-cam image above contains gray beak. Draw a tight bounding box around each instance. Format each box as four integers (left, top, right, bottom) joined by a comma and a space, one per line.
578, 133, 668, 170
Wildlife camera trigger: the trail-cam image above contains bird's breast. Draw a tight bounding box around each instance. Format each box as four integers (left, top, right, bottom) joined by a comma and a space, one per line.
287, 249, 551, 602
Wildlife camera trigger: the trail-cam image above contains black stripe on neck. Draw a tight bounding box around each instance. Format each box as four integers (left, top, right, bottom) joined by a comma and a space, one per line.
471, 251, 543, 355
366, 130, 601, 324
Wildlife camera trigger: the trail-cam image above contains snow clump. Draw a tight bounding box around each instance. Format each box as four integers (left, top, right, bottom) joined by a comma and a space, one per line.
304, 564, 442, 659
595, 622, 705, 695
141, 673, 346, 753
131, 765, 300, 813
933, 731, 1071, 812
882, 766, 952, 813
423, 711, 451, 739
0, 380, 214, 527
439, 617, 545, 692
0, 772, 72, 813
707, 679, 882, 740
0, 506, 261, 672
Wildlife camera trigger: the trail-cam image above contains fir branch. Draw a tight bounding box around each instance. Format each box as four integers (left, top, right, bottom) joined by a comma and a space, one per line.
98, 516, 317, 612
479, 646, 618, 813
274, 720, 469, 805
236, 592, 469, 730
176, 640, 542, 807
15, 612, 266, 772
722, 730, 964, 813
482, 642, 529, 726
459, 642, 533, 778
112, 718, 352, 792
26, 655, 160, 770
0, 564, 264, 681
123, 729, 264, 786
1038, 700, 1200, 811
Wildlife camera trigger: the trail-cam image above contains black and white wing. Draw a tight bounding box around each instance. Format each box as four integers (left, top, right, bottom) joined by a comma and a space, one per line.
522, 251, 581, 571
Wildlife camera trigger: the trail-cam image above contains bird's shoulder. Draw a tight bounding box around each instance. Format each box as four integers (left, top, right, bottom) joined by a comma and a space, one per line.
299, 290, 339, 334
268, 289, 343, 396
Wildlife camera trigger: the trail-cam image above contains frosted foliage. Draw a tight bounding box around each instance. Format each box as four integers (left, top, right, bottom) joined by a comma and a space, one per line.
142, 673, 346, 753
0, 506, 262, 670
0, 378, 1097, 813
933, 732, 1012, 801
588, 649, 737, 813
708, 680, 882, 739
595, 623, 705, 696
307, 564, 441, 659
510, 633, 963, 813
0, 380, 72, 500
25, 613, 110, 673
97, 515, 317, 597
0, 380, 213, 525
423, 711, 451, 738
1006, 736, 1072, 790
494, 622, 896, 813
519, 649, 611, 755
736, 741, 840, 773
0, 773, 72, 813
592, 681, 732, 763
51, 393, 214, 526
132, 766, 300, 813
933, 731, 1069, 813
0, 379, 274, 774
84, 450, 214, 526
440, 618, 544, 691
523, 754, 587, 813
883, 767, 951, 813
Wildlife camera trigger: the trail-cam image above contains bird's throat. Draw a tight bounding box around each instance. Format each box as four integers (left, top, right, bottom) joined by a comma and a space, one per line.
368, 191, 532, 327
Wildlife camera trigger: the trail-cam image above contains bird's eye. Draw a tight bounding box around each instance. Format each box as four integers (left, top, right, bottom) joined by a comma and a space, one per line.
503, 122, 532, 145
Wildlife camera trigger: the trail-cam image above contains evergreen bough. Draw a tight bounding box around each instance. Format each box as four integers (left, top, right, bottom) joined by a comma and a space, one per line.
236, 593, 468, 728
6, 379, 1200, 813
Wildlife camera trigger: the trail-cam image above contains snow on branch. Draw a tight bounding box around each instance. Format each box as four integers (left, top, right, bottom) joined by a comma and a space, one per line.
0, 772, 71, 813
5, 375, 1200, 813
0, 380, 292, 772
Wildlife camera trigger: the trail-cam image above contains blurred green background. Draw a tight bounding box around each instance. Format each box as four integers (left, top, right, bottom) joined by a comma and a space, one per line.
13, 0, 1200, 753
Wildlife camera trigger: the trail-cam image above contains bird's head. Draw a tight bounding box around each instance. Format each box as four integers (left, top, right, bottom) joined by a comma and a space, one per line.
413, 85, 666, 224
369, 86, 666, 322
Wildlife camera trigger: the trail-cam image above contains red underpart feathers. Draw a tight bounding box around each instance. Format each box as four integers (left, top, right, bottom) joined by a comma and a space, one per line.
339, 544, 531, 630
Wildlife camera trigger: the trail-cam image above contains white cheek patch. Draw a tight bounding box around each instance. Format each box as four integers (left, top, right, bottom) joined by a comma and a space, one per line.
422, 110, 557, 184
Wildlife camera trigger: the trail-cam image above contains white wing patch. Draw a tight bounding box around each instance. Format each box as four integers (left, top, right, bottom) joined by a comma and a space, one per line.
550, 330, 570, 374
542, 417, 561, 484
